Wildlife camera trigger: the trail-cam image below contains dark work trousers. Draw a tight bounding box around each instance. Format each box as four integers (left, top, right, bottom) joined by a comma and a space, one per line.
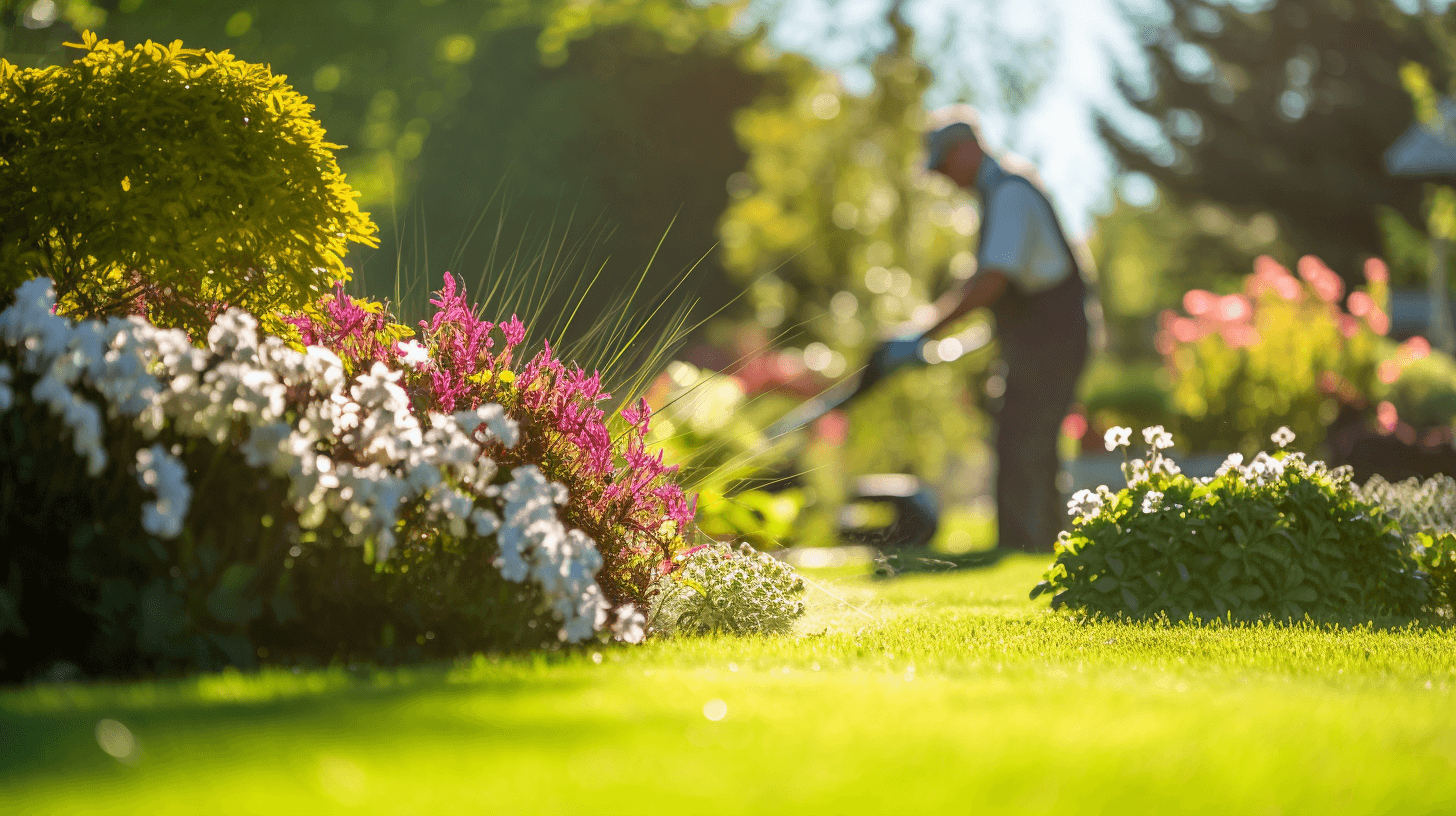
993, 335, 1088, 553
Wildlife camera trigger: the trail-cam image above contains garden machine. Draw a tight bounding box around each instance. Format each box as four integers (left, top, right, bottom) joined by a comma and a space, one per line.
758, 323, 993, 550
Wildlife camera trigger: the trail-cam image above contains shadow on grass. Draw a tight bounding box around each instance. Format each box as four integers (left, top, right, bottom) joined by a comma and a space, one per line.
0, 659, 603, 781
870, 547, 1012, 579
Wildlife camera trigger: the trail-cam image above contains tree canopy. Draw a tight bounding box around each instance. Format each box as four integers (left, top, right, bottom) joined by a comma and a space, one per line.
1099, 0, 1455, 282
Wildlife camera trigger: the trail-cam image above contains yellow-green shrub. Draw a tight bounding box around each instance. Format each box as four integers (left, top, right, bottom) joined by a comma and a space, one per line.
0, 33, 377, 333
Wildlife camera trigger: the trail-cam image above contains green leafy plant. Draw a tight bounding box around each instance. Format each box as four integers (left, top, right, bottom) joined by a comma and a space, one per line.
1380, 341, 1456, 431
0, 32, 377, 334
1415, 533, 1456, 617
648, 541, 806, 636
1352, 474, 1456, 617
1033, 426, 1426, 622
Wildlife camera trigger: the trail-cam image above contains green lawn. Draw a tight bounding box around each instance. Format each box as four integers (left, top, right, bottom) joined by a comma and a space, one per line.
4, 554, 1456, 815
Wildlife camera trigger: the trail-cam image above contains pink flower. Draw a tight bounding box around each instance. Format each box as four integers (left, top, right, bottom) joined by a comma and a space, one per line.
1248, 256, 1302, 302
1171, 316, 1200, 343
1183, 289, 1216, 317
1215, 294, 1252, 323
1347, 291, 1374, 318
1220, 323, 1261, 349
500, 316, 526, 349
1297, 255, 1344, 303
622, 397, 652, 430
1402, 336, 1432, 361
1366, 307, 1391, 336
1364, 258, 1390, 284
1377, 401, 1399, 433
1337, 313, 1360, 339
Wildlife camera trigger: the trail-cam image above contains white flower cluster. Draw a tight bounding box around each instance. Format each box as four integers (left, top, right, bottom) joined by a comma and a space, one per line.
135, 444, 191, 538
0, 277, 620, 643
1066, 485, 1117, 524
649, 542, 806, 636
497, 465, 609, 643
1073, 425, 1353, 528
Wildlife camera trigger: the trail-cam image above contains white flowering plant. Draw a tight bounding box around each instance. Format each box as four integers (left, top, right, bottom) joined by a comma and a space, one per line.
1034, 426, 1427, 622
648, 542, 806, 636
0, 277, 639, 678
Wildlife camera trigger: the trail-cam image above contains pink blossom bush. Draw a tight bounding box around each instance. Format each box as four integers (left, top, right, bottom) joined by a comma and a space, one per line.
1158, 255, 1391, 452
288, 273, 698, 604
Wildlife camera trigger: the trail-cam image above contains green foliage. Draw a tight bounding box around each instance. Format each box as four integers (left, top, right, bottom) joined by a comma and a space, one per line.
87, 0, 764, 340
645, 361, 805, 547
95, 0, 745, 209
1385, 347, 1456, 429
1078, 357, 1172, 441
0, 33, 377, 333
1352, 474, 1456, 616
1088, 196, 1287, 357
1417, 533, 1456, 617
1354, 473, 1456, 539
1035, 433, 1427, 623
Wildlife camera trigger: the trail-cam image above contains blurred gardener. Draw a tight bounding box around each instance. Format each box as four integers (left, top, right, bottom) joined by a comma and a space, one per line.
872, 112, 1093, 553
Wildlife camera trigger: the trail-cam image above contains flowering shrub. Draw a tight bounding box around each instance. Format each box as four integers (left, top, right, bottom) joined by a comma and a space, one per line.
0, 34, 377, 336
1033, 426, 1426, 622
0, 276, 640, 679
288, 273, 699, 606
1159, 255, 1390, 452
282, 288, 414, 377
648, 542, 806, 635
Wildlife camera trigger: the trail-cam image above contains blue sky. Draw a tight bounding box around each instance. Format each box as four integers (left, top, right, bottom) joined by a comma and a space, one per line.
741, 0, 1164, 237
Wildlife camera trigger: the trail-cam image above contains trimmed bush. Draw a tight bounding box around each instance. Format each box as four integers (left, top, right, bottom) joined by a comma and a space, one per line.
0, 33, 377, 334
1033, 427, 1426, 622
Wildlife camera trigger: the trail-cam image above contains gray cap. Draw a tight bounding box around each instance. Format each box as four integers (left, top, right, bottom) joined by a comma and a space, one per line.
925, 121, 977, 171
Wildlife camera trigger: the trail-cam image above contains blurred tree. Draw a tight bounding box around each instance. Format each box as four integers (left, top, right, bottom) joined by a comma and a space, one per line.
718, 8, 993, 486
1099, 0, 1455, 285
1089, 191, 1289, 357
34, 0, 764, 333
399, 22, 765, 325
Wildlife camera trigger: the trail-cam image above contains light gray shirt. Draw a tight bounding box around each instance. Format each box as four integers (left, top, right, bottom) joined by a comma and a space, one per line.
974, 156, 1074, 295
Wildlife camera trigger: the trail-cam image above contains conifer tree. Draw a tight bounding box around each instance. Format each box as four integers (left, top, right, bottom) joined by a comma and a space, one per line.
1099, 0, 1454, 280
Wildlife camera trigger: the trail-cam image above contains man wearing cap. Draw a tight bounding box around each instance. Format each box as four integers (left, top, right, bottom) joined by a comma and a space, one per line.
870, 116, 1092, 553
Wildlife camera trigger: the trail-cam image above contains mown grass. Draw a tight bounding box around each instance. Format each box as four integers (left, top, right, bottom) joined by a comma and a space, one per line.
4, 554, 1455, 815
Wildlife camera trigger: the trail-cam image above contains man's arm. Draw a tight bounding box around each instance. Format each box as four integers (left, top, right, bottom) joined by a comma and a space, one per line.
920, 269, 1008, 340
